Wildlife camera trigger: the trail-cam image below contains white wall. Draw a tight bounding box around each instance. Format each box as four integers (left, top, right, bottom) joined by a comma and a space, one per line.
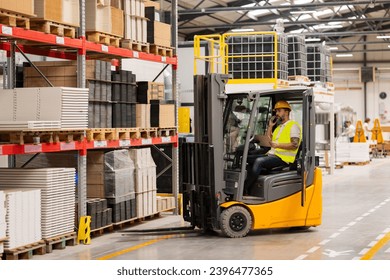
333, 63, 390, 129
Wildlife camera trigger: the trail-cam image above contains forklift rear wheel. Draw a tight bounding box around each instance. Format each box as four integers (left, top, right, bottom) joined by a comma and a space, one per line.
220, 206, 252, 238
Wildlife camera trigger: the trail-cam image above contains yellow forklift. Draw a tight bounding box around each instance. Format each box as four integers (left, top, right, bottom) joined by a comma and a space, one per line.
181, 74, 322, 238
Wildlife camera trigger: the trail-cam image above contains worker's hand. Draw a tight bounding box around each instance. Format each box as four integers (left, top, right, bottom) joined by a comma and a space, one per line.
270, 141, 279, 148
268, 116, 278, 127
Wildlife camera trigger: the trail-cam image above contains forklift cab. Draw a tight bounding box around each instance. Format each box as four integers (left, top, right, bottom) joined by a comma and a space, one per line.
182, 75, 322, 238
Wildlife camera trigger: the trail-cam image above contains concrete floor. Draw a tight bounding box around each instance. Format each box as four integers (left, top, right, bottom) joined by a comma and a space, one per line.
33, 157, 390, 260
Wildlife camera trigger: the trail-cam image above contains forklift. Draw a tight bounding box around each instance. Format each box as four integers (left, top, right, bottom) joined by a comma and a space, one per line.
181, 74, 322, 238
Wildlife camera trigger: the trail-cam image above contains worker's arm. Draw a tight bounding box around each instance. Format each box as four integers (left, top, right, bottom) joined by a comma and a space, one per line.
270, 137, 300, 150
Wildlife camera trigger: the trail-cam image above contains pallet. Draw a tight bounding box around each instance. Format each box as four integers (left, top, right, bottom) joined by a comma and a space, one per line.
115, 128, 141, 140
343, 161, 370, 166
114, 213, 161, 230
288, 75, 310, 83
149, 44, 174, 57
43, 232, 77, 253
30, 20, 76, 38
0, 9, 30, 29
277, 79, 289, 87
3, 240, 46, 260
139, 128, 158, 138
90, 224, 114, 237
86, 32, 121, 47
86, 128, 116, 141
121, 39, 150, 53
0, 129, 86, 145
158, 127, 177, 137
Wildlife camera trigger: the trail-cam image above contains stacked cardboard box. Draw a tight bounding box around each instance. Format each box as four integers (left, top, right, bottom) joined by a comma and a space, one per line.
34, 0, 80, 26
145, 4, 171, 47
86, 0, 124, 37
0, 0, 35, 17
123, 0, 147, 42
136, 81, 174, 128
129, 148, 157, 218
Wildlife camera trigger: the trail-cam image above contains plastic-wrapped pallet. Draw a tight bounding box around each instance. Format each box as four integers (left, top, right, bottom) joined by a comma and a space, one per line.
129, 148, 157, 218
104, 149, 135, 201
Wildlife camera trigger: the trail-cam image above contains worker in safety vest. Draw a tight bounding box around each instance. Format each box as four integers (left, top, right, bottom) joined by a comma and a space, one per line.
245, 100, 302, 194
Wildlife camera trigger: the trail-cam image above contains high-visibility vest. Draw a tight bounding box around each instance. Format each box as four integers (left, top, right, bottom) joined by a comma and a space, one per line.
272, 120, 301, 163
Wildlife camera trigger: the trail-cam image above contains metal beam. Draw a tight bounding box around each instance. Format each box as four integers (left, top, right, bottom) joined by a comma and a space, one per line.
179, 17, 390, 30
178, 1, 390, 15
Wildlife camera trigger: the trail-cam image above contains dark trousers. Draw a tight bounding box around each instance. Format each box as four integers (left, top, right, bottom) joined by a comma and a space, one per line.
244, 155, 288, 194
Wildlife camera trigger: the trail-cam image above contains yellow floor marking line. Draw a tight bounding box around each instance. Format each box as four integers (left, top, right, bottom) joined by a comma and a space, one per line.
360, 231, 390, 260
97, 234, 175, 260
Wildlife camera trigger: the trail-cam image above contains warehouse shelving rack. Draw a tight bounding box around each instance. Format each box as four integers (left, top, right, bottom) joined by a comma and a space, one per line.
0, 1, 180, 227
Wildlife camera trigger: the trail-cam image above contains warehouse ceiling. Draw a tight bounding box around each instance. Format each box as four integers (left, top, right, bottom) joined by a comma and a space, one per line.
161, 0, 390, 58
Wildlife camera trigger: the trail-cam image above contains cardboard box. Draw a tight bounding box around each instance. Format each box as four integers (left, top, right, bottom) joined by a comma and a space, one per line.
150, 103, 175, 128
87, 184, 105, 198
62, 0, 80, 26
147, 21, 171, 47
34, 0, 63, 22
86, 0, 112, 34
111, 6, 124, 37
0, 0, 35, 16
136, 81, 164, 103
136, 104, 150, 128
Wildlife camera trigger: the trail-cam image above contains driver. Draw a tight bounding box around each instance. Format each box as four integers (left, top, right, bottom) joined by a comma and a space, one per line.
244, 100, 301, 195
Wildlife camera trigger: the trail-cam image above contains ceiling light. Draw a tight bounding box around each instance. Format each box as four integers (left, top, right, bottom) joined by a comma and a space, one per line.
336, 54, 353, 57
377, 35, 390, 39
329, 47, 339, 50
305, 38, 321, 42
388, 45, 390, 48
231, 28, 254, 32
314, 25, 343, 29
290, 10, 316, 15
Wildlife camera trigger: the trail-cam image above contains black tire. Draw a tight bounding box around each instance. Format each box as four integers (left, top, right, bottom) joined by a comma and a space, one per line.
220, 206, 252, 238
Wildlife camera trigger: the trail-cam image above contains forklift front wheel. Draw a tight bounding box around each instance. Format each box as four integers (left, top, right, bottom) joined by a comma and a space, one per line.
220, 206, 252, 238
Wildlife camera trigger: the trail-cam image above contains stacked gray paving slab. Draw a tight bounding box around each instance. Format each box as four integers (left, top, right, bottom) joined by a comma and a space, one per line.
88, 60, 112, 128
112, 70, 137, 128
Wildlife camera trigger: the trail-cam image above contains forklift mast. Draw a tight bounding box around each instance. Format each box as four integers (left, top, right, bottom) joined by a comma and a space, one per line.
182, 74, 228, 231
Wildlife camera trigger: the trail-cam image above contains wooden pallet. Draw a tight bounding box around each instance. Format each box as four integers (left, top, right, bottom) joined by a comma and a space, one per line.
0, 129, 86, 145
30, 20, 76, 38
43, 232, 77, 253
139, 128, 158, 138
149, 44, 174, 57
288, 76, 310, 83
158, 127, 177, 137
0, 9, 30, 29
343, 161, 370, 166
86, 128, 116, 141
113, 213, 160, 230
3, 240, 46, 260
277, 79, 289, 87
86, 32, 121, 47
90, 224, 114, 237
115, 128, 141, 140
121, 39, 150, 53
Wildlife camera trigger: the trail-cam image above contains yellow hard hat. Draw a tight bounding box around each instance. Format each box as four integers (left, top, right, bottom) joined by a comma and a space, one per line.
274, 100, 291, 111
